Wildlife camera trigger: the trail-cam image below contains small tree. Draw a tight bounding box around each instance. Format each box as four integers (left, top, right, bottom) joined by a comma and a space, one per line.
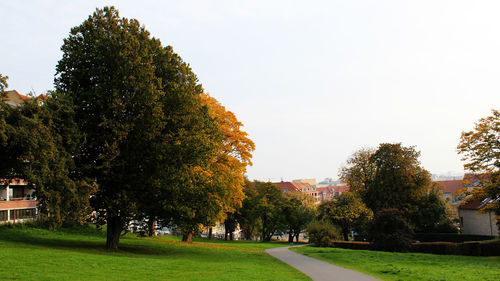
256, 182, 286, 241
236, 180, 260, 240
319, 192, 373, 241
307, 220, 342, 247
371, 209, 414, 252
283, 192, 316, 243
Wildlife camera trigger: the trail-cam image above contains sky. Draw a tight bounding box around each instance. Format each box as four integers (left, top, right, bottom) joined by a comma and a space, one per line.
1, 0, 499, 182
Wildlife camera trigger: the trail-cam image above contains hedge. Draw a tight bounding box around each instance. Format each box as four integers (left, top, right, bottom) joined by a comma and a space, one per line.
414, 233, 497, 243
410, 239, 500, 256
327, 239, 500, 256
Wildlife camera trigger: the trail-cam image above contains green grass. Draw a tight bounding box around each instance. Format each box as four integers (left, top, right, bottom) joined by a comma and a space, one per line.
0, 224, 309, 280
291, 246, 500, 281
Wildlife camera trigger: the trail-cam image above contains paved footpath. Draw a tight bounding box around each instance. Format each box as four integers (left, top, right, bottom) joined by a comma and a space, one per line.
265, 246, 380, 281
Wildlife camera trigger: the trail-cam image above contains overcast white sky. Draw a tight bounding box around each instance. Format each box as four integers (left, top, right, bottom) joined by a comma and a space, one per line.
1, 1, 499, 182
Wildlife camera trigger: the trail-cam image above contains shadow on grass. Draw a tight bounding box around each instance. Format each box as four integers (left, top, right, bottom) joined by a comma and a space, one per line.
0, 225, 272, 260
0, 225, 184, 257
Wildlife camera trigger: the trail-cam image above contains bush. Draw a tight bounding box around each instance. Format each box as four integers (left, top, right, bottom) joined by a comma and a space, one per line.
371, 209, 414, 252
414, 233, 496, 243
307, 221, 342, 247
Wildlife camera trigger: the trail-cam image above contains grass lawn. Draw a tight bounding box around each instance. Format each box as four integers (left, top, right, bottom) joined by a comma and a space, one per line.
291, 246, 500, 281
0, 224, 309, 281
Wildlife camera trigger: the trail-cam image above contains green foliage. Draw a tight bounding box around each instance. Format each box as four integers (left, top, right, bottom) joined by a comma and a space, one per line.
307, 220, 342, 247
255, 181, 286, 241
0, 92, 94, 227
283, 192, 316, 242
341, 143, 450, 233
371, 209, 414, 252
237, 180, 261, 240
365, 143, 431, 215
0, 73, 8, 92
412, 185, 457, 233
318, 192, 372, 241
411, 239, 500, 256
54, 6, 222, 248
339, 147, 376, 194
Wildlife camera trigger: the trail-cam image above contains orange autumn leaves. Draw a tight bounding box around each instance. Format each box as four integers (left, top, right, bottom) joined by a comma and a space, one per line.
200, 93, 255, 218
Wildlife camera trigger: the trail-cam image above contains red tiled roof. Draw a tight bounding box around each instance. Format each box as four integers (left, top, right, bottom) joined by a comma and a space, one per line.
435, 180, 464, 193
18, 93, 31, 100
273, 181, 300, 192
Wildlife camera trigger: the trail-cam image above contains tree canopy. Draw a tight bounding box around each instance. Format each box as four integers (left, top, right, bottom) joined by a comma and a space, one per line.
54, 7, 226, 248
318, 191, 372, 241
339, 143, 453, 233
457, 109, 500, 226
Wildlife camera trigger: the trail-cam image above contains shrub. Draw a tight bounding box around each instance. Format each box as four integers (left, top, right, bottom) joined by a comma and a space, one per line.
371, 209, 414, 252
307, 221, 342, 247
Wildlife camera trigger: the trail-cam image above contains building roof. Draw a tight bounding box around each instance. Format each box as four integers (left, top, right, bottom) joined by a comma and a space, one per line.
1, 90, 48, 106
435, 180, 464, 193
273, 181, 301, 192
459, 197, 499, 210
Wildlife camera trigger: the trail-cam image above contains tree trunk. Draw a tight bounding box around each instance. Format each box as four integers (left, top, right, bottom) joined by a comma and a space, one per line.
229, 232, 233, 240
151, 220, 157, 237
147, 218, 157, 237
106, 215, 122, 250
342, 229, 349, 241
288, 231, 294, 243
295, 232, 299, 243
182, 232, 193, 243
208, 227, 213, 239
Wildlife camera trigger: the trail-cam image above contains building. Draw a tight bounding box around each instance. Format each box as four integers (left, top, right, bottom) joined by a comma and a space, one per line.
458, 197, 499, 236
273, 181, 321, 203
435, 179, 465, 207
0, 178, 37, 223
1, 90, 31, 107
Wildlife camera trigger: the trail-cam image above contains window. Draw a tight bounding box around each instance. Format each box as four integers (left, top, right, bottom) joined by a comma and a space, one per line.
11, 186, 25, 199
10, 208, 36, 220
0, 210, 7, 221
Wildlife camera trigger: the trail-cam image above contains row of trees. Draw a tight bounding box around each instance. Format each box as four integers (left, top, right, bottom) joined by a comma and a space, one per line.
223, 180, 316, 243
0, 7, 254, 249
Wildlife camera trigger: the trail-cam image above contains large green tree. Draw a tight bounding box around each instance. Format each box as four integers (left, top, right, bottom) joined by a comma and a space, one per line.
55, 7, 219, 249
341, 144, 452, 232
457, 109, 500, 227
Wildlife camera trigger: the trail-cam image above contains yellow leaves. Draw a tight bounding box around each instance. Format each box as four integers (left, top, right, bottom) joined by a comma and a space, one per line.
199, 93, 255, 214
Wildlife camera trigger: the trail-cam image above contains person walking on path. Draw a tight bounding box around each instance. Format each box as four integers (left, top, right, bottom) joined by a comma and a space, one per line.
265, 246, 380, 281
